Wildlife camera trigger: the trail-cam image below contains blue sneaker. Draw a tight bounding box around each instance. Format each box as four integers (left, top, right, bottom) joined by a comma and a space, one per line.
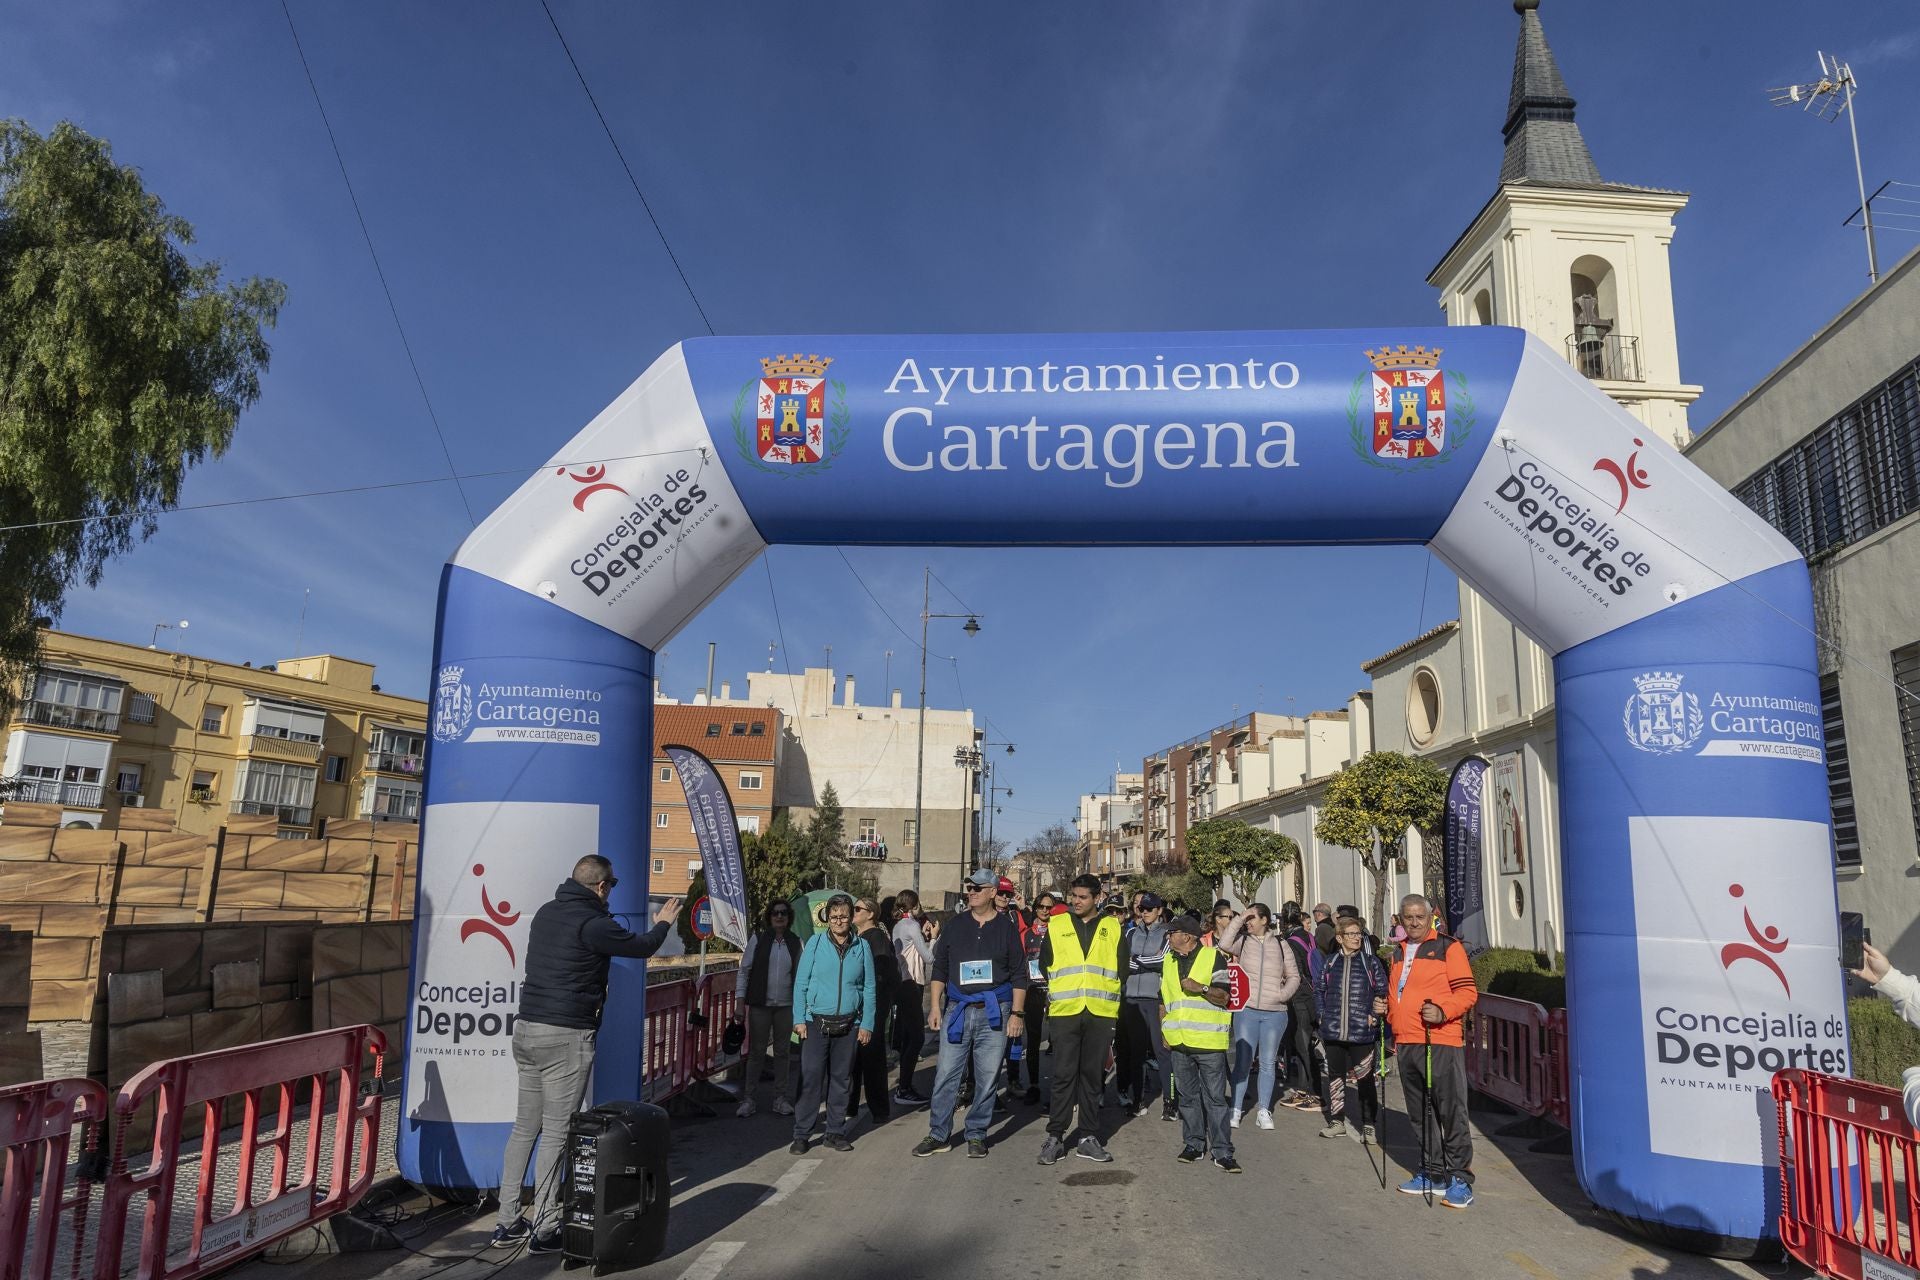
1443, 1177, 1474, 1209
488, 1219, 530, 1249
1396, 1173, 1435, 1196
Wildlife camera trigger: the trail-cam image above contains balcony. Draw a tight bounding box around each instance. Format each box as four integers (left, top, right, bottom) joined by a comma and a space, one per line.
363, 805, 419, 823
19, 700, 120, 734
247, 732, 322, 761
232, 799, 313, 826
5, 778, 104, 807
1565, 332, 1642, 383
366, 749, 426, 776
847, 839, 889, 861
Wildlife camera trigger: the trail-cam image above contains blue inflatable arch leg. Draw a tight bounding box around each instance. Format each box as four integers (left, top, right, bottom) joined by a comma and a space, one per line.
401, 329, 1844, 1255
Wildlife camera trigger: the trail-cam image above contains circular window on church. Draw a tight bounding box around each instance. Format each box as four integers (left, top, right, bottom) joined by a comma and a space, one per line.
1407, 667, 1442, 747
1509, 881, 1526, 920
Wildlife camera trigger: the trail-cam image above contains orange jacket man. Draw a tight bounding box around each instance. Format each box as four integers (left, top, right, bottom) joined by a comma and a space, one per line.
1374, 893, 1479, 1207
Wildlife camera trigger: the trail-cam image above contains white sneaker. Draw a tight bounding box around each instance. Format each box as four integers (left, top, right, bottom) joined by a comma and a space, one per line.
1229, 1109, 1242, 1129
1255, 1109, 1275, 1130
735, 1099, 757, 1118
771, 1097, 795, 1116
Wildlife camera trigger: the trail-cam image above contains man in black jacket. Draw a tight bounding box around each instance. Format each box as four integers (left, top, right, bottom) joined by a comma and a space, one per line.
492, 856, 678, 1251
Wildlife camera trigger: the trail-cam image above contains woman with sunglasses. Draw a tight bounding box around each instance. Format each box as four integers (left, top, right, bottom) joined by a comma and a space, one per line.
1315, 914, 1389, 1143
731, 900, 800, 1119
1215, 903, 1297, 1130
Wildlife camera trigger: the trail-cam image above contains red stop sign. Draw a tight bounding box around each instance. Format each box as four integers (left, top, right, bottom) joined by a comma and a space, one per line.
1224, 959, 1251, 1012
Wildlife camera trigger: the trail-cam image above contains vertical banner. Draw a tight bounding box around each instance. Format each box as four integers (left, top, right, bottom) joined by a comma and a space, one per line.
665, 745, 749, 947
1442, 756, 1491, 955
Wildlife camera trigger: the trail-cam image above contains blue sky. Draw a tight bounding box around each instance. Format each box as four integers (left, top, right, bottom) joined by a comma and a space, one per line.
6, 2, 1918, 849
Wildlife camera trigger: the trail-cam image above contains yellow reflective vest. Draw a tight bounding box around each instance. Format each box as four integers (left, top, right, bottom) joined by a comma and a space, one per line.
1045, 915, 1123, 1018
1160, 946, 1232, 1051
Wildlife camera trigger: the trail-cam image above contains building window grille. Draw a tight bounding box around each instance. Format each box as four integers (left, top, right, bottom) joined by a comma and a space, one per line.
1821, 673, 1859, 865
1895, 643, 1920, 860
1732, 358, 1920, 560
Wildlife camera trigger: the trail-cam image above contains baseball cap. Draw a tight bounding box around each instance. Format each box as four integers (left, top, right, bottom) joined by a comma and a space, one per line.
964, 867, 997, 888
1136, 892, 1164, 910
996, 876, 1016, 894
1167, 915, 1203, 938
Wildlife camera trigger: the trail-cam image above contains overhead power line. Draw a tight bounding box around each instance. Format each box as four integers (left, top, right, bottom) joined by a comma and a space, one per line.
540, 0, 717, 336
278, 0, 477, 526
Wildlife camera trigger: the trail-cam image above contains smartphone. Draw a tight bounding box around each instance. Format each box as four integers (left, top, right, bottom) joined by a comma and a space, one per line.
1840, 911, 1867, 971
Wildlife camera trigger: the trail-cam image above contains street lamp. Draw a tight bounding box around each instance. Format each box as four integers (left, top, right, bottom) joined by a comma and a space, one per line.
954, 738, 1015, 884
912, 567, 980, 894
148, 619, 189, 650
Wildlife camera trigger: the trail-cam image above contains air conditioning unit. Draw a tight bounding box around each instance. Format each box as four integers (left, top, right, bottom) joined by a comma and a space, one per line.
116, 792, 144, 807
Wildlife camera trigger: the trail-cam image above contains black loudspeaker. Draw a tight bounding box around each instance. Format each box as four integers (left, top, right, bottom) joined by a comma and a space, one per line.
561, 1101, 671, 1274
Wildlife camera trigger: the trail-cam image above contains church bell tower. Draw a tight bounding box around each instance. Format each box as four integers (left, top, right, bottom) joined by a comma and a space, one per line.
1429, 0, 1701, 447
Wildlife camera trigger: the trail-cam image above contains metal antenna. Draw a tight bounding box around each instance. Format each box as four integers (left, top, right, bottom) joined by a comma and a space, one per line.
1770, 51, 1879, 283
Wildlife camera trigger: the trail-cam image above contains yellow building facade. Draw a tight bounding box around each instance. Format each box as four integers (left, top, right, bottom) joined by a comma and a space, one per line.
3, 629, 428, 838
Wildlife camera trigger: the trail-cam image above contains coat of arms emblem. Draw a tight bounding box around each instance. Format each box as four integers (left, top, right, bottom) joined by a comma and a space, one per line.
1347, 344, 1474, 470
1623, 671, 1702, 755
733, 354, 850, 475
432, 664, 473, 744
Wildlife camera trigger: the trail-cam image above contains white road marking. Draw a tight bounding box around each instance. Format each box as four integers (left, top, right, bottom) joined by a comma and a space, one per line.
677, 1241, 743, 1280
757, 1158, 821, 1206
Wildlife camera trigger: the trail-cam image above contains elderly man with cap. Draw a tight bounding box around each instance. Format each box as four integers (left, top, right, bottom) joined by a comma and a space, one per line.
912, 867, 1028, 1158
1161, 914, 1239, 1172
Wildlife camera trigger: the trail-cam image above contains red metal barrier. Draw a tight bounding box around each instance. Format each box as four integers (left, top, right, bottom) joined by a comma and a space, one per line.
689, 974, 739, 1079
642, 980, 692, 1103
1467, 993, 1551, 1118
1544, 1007, 1572, 1130
92, 1025, 386, 1280
1775, 1068, 1920, 1280
2, 1076, 109, 1280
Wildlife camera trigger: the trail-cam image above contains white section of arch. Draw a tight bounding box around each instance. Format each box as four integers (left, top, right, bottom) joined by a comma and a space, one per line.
1429, 340, 1796, 656
451, 345, 766, 651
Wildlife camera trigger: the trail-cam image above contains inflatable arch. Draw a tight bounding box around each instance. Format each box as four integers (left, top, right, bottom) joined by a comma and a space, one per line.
400, 327, 1844, 1254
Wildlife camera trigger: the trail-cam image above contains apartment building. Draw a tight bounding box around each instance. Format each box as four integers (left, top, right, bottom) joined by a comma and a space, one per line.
648, 703, 783, 895
2, 629, 427, 837
1076, 773, 1142, 882
1141, 713, 1297, 872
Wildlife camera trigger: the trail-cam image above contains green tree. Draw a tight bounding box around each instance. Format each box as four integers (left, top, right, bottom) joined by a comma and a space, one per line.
807, 782, 846, 868
1131, 868, 1215, 917
743, 812, 808, 925
1314, 751, 1448, 935
0, 121, 284, 704
1185, 818, 1298, 904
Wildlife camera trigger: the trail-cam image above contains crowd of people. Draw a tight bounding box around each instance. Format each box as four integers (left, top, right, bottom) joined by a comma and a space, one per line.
721, 869, 1482, 1206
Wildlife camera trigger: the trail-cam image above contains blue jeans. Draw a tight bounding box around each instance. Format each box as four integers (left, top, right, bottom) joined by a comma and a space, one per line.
928, 1004, 1008, 1142
1230, 1007, 1289, 1114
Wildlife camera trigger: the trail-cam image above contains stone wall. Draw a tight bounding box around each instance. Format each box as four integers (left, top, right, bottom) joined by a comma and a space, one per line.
0, 930, 39, 1084
0, 805, 416, 1022
311, 920, 410, 1057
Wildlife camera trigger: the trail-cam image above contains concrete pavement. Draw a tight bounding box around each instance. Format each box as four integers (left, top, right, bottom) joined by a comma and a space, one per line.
238, 1072, 1796, 1280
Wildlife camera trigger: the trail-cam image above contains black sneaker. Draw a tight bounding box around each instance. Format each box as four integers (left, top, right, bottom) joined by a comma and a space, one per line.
911, 1135, 950, 1158
966, 1139, 989, 1158
788, 1139, 809, 1155
1214, 1155, 1242, 1174
1038, 1135, 1067, 1165
1176, 1146, 1203, 1163
488, 1220, 530, 1249
528, 1229, 564, 1255
1161, 1100, 1178, 1122
823, 1134, 853, 1152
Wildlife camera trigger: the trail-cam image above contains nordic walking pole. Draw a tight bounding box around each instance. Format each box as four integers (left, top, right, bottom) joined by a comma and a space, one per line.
1420, 1019, 1435, 1207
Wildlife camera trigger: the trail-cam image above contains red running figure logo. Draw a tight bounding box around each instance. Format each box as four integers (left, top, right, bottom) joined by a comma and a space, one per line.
460, 863, 521, 963
1593, 439, 1652, 514
556, 464, 628, 511
1720, 883, 1789, 996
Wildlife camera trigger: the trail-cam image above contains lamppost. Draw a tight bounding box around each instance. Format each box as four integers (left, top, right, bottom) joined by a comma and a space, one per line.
984, 764, 1014, 862
955, 739, 1013, 885
912, 567, 979, 894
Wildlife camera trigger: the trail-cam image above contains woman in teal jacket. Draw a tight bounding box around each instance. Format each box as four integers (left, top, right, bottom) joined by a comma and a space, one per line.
789, 893, 876, 1153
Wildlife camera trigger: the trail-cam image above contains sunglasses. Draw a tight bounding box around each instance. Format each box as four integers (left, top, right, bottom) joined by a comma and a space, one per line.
770, 910, 792, 919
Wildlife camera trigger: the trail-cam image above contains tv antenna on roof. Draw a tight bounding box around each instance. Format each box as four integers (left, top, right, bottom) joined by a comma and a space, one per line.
1769, 51, 1879, 283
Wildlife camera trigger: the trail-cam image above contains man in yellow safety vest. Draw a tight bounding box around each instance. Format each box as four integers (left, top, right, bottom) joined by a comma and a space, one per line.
1037, 873, 1128, 1166
1161, 914, 1239, 1173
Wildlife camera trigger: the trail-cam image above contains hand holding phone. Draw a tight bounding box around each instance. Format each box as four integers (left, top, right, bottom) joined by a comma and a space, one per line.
1839, 911, 1869, 974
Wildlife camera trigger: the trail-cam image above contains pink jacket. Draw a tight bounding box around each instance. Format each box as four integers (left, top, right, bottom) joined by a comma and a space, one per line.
1216, 916, 1300, 1011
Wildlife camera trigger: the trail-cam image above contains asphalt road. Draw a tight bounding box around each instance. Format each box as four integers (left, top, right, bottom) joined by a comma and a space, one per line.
247, 1062, 1795, 1280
